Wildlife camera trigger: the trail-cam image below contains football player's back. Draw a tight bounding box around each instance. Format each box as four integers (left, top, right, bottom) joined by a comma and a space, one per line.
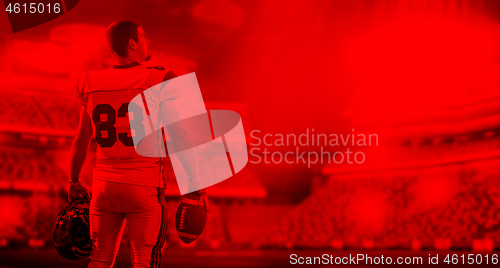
77, 63, 167, 187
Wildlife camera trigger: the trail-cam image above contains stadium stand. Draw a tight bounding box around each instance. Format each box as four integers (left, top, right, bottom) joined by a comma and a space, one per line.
0, 90, 79, 135
261, 165, 500, 249
261, 95, 500, 250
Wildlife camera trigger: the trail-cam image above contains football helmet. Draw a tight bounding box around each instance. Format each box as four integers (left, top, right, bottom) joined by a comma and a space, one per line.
53, 198, 93, 260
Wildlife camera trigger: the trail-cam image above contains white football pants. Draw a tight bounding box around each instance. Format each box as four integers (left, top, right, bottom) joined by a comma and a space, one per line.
87, 180, 168, 268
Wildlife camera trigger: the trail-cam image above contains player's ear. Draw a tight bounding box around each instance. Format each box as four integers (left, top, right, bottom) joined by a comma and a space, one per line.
128, 38, 136, 51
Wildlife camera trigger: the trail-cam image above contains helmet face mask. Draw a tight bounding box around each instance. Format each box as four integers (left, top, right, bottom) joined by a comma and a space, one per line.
53, 198, 92, 260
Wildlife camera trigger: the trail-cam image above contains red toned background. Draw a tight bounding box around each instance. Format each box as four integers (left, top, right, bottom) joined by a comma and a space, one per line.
1, 0, 500, 267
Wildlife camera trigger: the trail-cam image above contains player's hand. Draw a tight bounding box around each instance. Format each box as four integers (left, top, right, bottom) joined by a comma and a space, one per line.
68, 181, 90, 202
184, 187, 210, 213
194, 189, 210, 213
185, 179, 210, 212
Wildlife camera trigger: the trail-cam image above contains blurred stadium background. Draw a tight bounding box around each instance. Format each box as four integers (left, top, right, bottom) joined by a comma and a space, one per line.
2, 0, 500, 267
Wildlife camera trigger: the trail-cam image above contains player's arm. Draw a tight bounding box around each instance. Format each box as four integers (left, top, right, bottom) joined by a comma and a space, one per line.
160, 100, 210, 212
160, 100, 198, 177
68, 106, 92, 201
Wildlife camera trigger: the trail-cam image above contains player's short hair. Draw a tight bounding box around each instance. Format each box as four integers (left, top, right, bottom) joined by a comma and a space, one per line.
106, 20, 142, 59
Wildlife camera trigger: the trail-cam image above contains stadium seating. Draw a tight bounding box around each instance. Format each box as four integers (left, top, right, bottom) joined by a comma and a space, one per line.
0, 90, 79, 132
261, 142, 500, 249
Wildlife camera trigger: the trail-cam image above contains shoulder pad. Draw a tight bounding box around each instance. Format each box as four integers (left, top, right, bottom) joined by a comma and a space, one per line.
147, 65, 166, 71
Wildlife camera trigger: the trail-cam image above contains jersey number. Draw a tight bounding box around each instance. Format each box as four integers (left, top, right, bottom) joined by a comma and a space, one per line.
92, 103, 145, 148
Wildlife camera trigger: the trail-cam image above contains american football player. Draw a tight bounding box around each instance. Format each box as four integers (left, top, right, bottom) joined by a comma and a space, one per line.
68, 20, 210, 268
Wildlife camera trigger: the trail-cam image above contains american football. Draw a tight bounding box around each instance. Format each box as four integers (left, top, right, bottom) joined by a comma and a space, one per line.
175, 192, 208, 244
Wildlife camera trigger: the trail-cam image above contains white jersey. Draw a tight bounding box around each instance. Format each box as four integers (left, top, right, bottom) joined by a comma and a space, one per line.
76, 62, 178, 187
